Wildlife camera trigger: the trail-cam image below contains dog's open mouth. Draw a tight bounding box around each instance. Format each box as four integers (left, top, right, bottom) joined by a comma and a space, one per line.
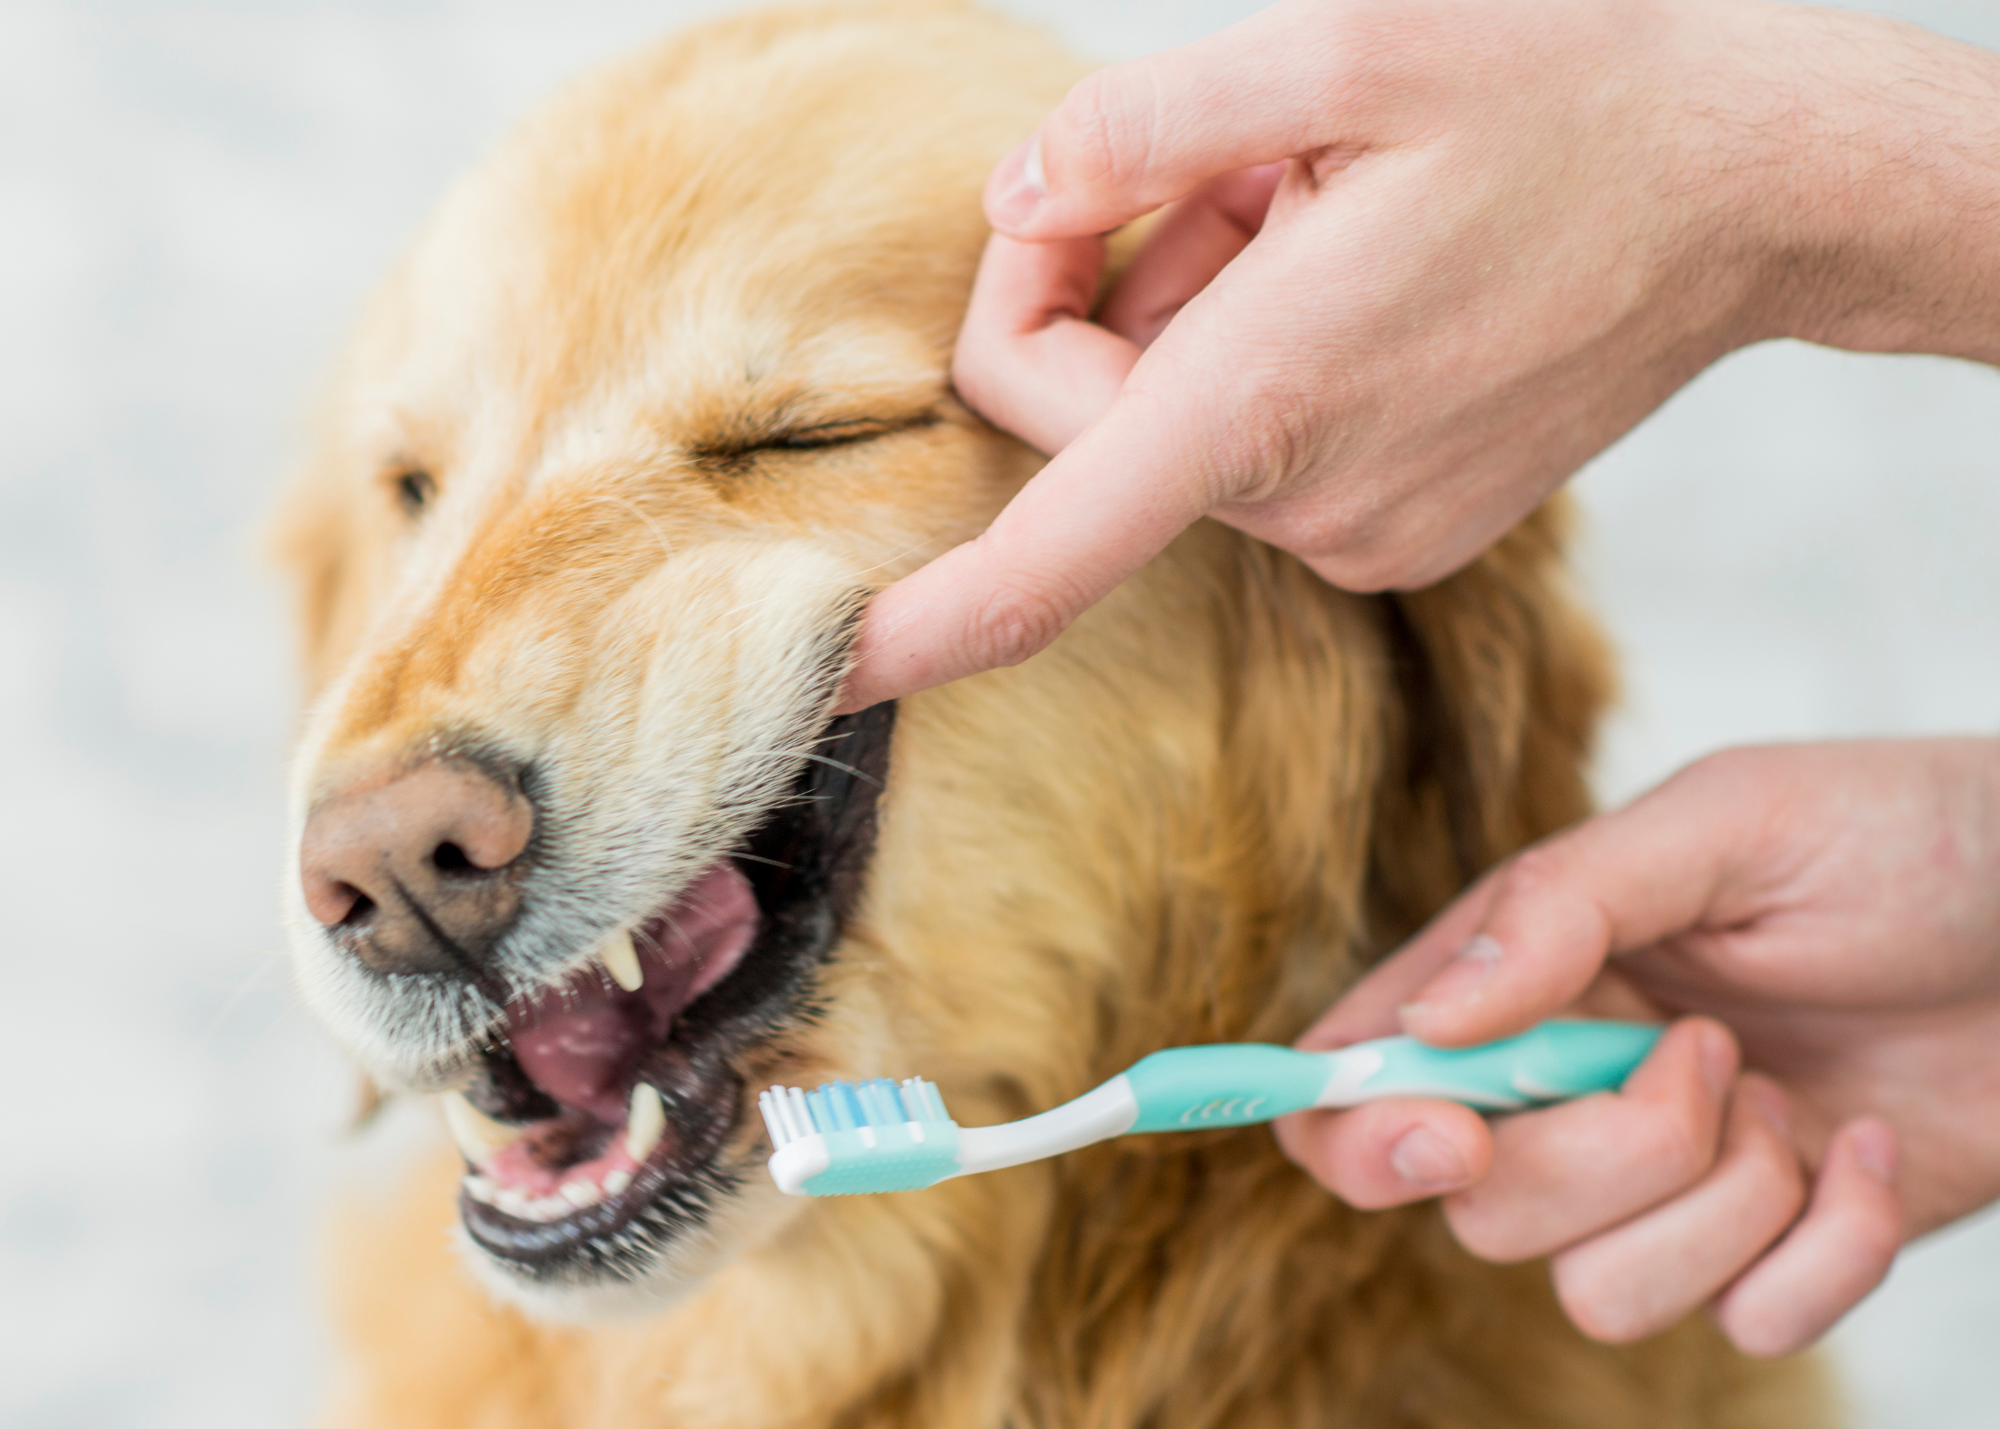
440, 704, 895, 1281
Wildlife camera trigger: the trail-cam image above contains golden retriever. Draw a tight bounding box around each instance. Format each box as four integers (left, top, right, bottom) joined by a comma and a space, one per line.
274, 2, 1835, 1424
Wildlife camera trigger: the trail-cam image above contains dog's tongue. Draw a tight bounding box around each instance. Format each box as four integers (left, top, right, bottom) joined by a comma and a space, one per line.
503, 863, 757, 1123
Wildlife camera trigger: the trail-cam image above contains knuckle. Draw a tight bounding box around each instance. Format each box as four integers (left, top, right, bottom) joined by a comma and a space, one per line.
1497, 843, 1569, 896
1723, 1316, 1807, 1361
1051, 66, 1157, 198
1627, 1099, 1718, 1190
1552, 1258, 1653, 1346
1443, 1208, 1528, 1265
967, 578, 1073, 670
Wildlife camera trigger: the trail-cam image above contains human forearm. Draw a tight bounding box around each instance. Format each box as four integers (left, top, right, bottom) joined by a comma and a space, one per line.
1742, 5, 2000, 363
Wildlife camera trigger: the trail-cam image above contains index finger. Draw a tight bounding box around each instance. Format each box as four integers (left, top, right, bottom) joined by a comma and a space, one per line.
1398, 766, 1756, 1048
836, 380, 1217, 711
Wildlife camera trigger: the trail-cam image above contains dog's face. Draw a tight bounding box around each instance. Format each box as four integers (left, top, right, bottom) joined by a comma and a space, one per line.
278, 9, 1070, 1312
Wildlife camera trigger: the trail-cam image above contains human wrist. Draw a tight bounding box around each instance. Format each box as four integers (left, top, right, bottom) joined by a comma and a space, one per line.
1728, 5, 2000, 362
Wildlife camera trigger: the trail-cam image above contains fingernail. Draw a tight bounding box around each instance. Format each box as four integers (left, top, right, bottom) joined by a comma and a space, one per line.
989, 131, 1045, 228
1848, 1121, 1898, 1184
1403, 934, 1504, 1016
1390, 1125, 1471, 1192
1698, 1024, 1737, 1102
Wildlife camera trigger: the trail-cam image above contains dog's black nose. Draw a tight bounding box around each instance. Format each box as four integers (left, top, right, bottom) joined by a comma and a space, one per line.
300, 757, 533, 977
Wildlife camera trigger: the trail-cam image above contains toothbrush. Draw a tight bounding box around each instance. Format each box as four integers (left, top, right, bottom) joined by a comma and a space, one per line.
758, 1019, 1662, 1197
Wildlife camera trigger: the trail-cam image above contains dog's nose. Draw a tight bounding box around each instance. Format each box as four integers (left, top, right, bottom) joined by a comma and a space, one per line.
300, 758, 534, 977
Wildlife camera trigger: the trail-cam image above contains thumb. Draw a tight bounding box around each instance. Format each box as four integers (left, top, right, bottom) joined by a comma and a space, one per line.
1393, 775, 1749, 1047
989, 4, 1345, 238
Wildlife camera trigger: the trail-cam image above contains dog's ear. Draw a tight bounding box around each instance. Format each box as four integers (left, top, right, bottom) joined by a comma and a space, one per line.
268, 449, 374, 702
1366, 495, 1615, 944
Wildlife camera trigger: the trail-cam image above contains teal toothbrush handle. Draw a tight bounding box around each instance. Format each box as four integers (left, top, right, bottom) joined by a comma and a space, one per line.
1121, 1020, 1661, 1132
1338, 1019, 1663, 1111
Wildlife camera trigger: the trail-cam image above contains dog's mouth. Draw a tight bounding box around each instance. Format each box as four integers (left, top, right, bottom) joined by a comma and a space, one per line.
440, 704, 895, 1282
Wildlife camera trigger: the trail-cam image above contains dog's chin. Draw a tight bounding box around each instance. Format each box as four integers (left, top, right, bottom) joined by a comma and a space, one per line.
453, 1205, 728, 1321
326, 704, 896, 1302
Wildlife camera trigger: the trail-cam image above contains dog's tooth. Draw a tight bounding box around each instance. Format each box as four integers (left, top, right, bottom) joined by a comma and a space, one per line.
626, 1082, 667, 1163
604, 1169, 632, 1197
561, 1180, 600, 1209
464, 1174, 497, 1204
599, 928, 644, 992
442, 1092, 522, 1168
495, 1188, 530, 1218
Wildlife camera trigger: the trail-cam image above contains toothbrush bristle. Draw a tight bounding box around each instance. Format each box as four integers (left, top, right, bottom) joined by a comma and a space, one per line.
795, 1076, 947, 1135
760, 1077, 951, 1146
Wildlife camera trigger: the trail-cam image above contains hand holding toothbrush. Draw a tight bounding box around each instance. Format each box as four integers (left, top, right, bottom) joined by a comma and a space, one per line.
1277, 738, 2000, 1358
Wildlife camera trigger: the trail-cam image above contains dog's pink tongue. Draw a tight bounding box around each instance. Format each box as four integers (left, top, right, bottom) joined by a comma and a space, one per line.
505, 863, 758, 1124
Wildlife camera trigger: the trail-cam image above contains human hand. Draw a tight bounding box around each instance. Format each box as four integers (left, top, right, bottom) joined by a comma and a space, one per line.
839, 0, 2000, 713
1274, 737, 2000, 1355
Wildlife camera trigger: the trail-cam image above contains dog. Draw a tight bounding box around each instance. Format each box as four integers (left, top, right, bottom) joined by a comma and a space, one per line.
273, 3, 1835, 1424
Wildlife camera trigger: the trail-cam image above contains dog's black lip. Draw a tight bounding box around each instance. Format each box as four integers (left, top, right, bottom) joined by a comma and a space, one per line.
457, 702, 896, 1278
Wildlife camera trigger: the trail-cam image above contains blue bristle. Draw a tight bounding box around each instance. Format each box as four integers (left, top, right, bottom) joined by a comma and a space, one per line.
862, 1080, 902, 1125
833, 1081, 865, 1130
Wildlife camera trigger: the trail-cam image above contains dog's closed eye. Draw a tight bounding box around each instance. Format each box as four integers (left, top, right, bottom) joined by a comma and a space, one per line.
694, 412, 939, 469
393, 469, 437, 516
757, 418, 912, 450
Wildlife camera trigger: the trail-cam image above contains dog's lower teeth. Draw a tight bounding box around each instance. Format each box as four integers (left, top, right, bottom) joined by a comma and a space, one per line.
465, 1175, 498, 1204
561, 1180, 601, 1209
626, 1082, 667, 1162
605, 1169, 632, 1196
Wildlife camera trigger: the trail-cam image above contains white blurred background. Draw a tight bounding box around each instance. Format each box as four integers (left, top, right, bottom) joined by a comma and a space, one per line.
2, 1, 1995, 1424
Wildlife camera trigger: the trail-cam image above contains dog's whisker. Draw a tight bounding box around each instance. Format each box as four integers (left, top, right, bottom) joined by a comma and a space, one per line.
847, 533, 939, 581
596, 492, 678, 565
739, 748, 881, 786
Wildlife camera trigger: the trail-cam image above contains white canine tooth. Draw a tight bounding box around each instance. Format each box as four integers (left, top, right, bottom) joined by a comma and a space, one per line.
604, 1170, 632, 1197
533, 1196, 567, 1221
442, 1093, 523, 1168
495, 1188, 530, 1218
599, 928, 644, 992
464, 1175, 497, 1204
626, 1082, 667, 1163
561, 1180, 600, 1209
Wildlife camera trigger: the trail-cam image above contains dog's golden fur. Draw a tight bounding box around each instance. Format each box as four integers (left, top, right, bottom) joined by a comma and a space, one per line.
276, 3, 1835, 1424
